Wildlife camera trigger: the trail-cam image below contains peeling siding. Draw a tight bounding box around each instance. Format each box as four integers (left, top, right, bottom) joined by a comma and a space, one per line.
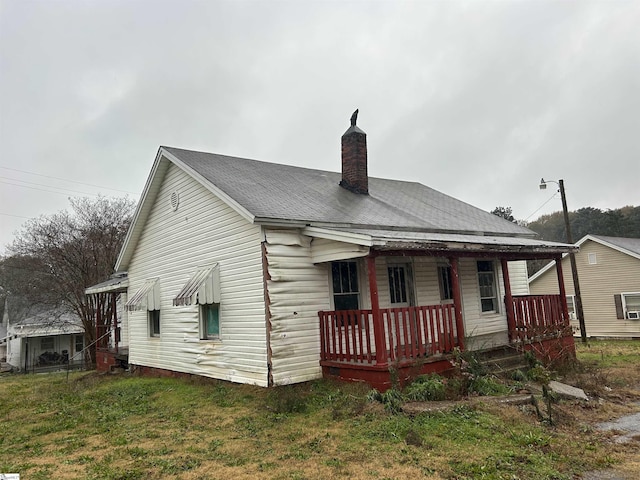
310, 237, 369, 263
530, 240, 640, 338
265, 230, 331, 385
126, 163, 267, 386
508, 261, 530, 295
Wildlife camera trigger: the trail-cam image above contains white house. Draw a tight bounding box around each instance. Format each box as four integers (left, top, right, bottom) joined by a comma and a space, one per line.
2, 306, 85, 372
88, 114, 576, 389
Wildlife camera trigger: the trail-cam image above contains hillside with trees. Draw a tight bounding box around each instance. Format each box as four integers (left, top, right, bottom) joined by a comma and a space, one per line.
491, 205, 640, 276
525, 206, 640, 243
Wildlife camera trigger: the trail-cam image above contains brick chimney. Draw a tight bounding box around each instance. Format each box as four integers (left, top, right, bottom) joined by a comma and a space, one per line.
340, 109, 368, 194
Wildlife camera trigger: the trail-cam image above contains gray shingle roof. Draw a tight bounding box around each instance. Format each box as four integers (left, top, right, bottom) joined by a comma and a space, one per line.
590, 235, 640, 256
163, 146, 534, 237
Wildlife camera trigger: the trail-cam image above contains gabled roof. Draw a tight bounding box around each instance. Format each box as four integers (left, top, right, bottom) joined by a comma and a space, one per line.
116, 146, 567, 270
7, 309, 83, 338
528, 234, 640, 283
588, 235, 640, 258
162, 147, 534, 235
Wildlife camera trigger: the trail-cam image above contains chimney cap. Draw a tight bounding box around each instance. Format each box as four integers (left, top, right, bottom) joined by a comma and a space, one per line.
350, 109, 359, 126
343, 109, 366, 136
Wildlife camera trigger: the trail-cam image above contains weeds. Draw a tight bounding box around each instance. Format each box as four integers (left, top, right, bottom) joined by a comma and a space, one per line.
1, 341, 637, 479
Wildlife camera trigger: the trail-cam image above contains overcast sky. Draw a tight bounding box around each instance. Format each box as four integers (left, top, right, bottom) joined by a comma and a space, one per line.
1, 0, 638, 255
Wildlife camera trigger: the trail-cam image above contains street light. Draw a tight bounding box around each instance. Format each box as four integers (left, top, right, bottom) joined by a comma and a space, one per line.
539, 178, 587, 343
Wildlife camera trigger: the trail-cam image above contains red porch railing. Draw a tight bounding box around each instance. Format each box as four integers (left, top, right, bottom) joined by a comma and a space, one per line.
511, 294, 571, 342
319, 304, 458, 366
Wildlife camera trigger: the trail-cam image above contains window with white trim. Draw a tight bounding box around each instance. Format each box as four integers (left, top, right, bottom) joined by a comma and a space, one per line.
388, 265, 409, 304
438, 265, 453, 301
41, 336, 54, 351
588, 253, 597, 265
477, 260, 498, 313
201, 303, 220, 339
331, 261, 360, 310
622, 292, 640, 319
75, 334, 84, 353
172, 264, 222, 341
149, 310, 161, 337
566, 295, 576, 320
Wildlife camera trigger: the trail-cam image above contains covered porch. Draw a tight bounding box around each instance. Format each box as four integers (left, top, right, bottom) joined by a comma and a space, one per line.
85, 273, 129, 372
318, 246, 575, 390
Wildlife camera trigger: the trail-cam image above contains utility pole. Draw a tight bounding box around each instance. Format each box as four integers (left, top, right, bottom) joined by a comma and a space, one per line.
558, 180, 587, 344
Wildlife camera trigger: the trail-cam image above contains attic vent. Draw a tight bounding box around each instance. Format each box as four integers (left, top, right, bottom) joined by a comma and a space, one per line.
170, 191, 180, 211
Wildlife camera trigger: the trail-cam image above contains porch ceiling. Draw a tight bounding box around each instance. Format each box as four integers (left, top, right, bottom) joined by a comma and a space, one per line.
304, 227, 576, 259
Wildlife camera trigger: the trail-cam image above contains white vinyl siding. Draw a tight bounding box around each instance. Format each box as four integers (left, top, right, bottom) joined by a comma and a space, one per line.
126, 163, 267, 386
507, 261, 530, 295
529, 239, 640, 338
265, 230, 331, 385
460, 258, 508, 343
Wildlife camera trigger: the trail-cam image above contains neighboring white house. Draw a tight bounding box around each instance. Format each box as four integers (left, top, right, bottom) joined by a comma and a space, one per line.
91, 115, 574, 389
3, 306, 85, 372
529, 234, 640, 338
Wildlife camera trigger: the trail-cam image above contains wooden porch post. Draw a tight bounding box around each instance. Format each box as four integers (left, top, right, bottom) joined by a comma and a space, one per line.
111, 292, 119, 353
555, 255, 570, 323
449, 257, 465, 350
96, 294, 103, 350
501, 259, 516, 342
367, 255, 388, 365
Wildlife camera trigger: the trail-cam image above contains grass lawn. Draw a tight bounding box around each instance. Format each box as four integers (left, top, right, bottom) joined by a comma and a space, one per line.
1, 339, 639, 479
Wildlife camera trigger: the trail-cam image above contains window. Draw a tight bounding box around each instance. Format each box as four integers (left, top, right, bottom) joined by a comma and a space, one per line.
388, 265, 408, 304
622, 292, 640, 319
149, 310, 161, 337
41, 336, 54, 351
173, 264, 222, 341
201, 303, 220, 339
438, 265, 453, 301
75, 335, 84, 353
331, 261, 359, 310
588, 253, 597, 265
477, 260, 498, 313
566, 295, 576, 320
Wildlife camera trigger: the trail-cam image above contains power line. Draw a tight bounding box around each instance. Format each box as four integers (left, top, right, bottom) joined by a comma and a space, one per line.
0, 165, 139, 195
0, 212, 32, 219
0, 178, 104, 198
525, 192, 560, 221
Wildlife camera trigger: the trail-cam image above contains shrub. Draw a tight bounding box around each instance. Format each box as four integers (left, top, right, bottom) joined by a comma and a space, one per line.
403, 374, 446, 402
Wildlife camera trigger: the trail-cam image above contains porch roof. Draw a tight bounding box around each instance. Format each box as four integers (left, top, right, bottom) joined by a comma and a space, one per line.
85, 273, 129, 295
304, 226, 575, 257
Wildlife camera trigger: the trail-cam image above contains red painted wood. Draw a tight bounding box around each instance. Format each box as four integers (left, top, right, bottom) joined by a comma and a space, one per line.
367, 256, 388, 365
510, 295, 566, 341
449, 257, 465, 350
501, 259, 516, 342
428, 305, 438, 354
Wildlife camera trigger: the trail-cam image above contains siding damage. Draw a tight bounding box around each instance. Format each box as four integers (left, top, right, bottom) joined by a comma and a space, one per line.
127, 163, 268, 386
265, 230, 331, 385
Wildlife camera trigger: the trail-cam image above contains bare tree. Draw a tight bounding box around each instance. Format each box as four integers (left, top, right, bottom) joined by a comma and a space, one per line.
4, 196, 135, 360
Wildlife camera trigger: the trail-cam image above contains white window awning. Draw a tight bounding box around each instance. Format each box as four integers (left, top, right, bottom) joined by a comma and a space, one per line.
173, 264, 220, 306
125, 278, 160, 311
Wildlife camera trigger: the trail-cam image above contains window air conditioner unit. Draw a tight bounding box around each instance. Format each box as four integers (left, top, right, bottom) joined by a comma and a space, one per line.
628, 311, 640, 320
